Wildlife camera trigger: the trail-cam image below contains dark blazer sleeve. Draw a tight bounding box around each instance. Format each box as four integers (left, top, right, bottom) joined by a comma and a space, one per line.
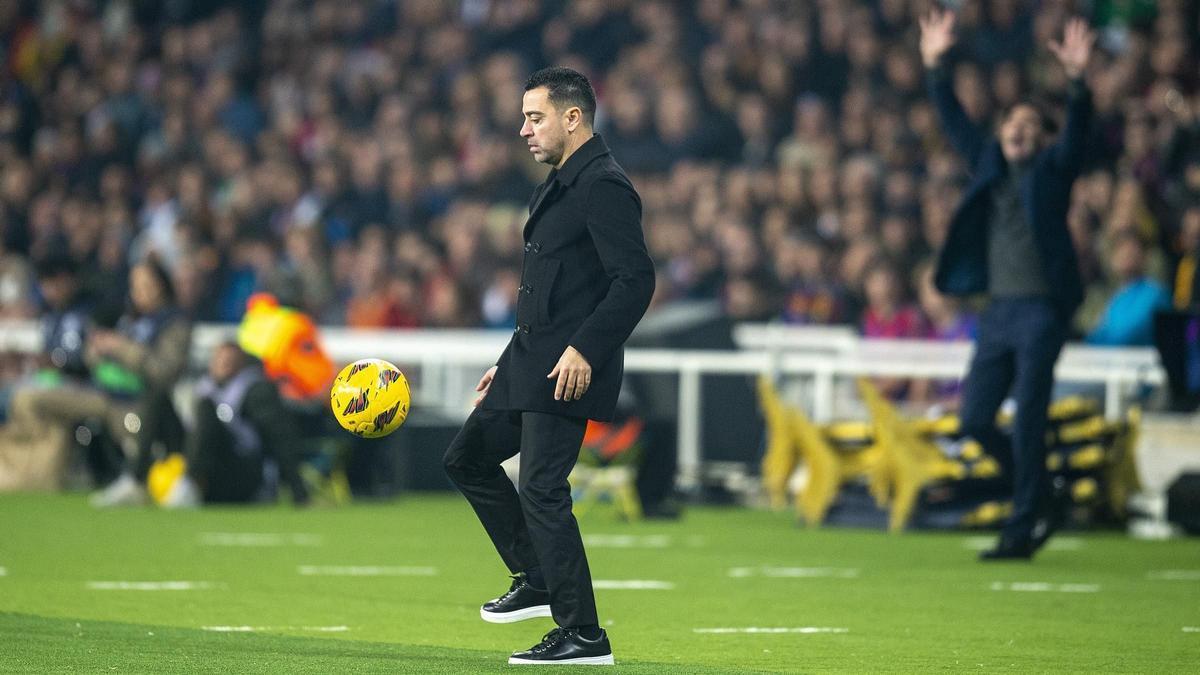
1048, 78, 1094, 175
568, 176, 656, 368
927, 65, 986, 167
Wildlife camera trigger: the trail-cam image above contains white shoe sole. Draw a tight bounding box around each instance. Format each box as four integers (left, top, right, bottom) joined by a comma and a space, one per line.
508, 654, 614, 665
480, 604, 552, 624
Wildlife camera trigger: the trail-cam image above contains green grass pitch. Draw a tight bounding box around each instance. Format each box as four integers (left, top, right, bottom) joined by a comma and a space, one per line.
1, 492, 1197, 673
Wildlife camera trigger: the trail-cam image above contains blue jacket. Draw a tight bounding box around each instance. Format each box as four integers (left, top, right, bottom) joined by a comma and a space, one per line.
1086, 278, 1172, 346
930, 69, 1092, 318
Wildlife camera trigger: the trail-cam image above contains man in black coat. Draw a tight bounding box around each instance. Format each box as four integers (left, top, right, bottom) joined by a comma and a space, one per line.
920, 11, 1095, 560
443, 67, 654, 666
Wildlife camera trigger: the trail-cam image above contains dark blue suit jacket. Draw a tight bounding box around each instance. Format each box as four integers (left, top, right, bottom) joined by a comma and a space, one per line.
929, 69, 1092, 317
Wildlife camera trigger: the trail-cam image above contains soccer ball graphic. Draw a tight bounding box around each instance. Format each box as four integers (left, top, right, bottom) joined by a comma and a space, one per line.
330, 359, 411, 438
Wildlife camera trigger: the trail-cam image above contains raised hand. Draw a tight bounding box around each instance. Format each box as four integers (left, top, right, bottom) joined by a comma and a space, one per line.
1048, 17, 1096, 80
919, 8, 957, 68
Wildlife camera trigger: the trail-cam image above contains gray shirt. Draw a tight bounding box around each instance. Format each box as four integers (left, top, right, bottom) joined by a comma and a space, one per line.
988, 164, 1050, 298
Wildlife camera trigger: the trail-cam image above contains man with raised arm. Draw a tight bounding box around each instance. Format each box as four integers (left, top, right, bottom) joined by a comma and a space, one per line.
919, 10, 1095, 560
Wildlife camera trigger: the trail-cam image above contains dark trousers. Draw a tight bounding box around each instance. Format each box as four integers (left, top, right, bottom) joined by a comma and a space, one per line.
443, 408, 596, 628
959, 297, 1068, 541
186, 398, 263, 503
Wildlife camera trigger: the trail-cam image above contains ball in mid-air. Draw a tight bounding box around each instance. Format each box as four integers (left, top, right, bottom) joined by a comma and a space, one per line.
330, 359, 410, 438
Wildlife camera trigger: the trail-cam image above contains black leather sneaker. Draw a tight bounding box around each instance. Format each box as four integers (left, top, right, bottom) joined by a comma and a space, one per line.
508, 627, 614, 665
480, 574, 551, 624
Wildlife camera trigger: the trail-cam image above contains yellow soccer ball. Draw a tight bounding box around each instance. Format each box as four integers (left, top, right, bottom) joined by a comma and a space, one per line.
330, 359, 411, 438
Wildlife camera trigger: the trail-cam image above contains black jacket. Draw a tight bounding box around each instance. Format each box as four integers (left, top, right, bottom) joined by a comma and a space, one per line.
482, 134, 655, 421
929, 68, 1091, 317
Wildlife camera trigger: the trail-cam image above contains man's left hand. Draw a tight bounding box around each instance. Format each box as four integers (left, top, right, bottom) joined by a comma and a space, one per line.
547, 346, 591, 401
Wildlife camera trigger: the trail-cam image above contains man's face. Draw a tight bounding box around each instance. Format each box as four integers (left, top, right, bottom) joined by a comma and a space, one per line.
1000, 104, 1046, 163
38, 274, 75, 309
520, 87, 569, 166
209, 344, 242, 383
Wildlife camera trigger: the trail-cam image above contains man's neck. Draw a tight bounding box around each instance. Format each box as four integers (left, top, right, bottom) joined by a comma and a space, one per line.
555, 129, 593, 169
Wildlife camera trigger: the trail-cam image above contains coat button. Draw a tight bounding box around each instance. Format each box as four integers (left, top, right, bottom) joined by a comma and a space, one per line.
517, 284, 525, 293
520, 324, 531, 334
523, 284, 533, 294
531, 242, 542, 253
524, 242, 532, 253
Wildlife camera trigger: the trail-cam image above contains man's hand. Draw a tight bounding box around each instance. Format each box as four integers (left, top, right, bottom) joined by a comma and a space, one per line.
547, 346, 591, 402
473, 365, 497, 407
919, 8, 957, 68
1048, 17, 1095, 80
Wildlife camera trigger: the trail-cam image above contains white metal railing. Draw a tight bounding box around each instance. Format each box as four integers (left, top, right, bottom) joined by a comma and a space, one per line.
0, 321, 1164, 490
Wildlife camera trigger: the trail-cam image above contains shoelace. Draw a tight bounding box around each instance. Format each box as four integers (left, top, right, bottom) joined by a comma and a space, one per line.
497, 574, 525, 602
531, 627, 574, 653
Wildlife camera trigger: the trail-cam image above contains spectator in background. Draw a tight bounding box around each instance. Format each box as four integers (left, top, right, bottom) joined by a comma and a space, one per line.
910, 260, 977, 406
861, 260, 926, 400
162, 341, 308, 507
776, 233, 846, 325
1087, 231, 1172, 346
1172, 205, 1200, 309
860, 261, 925, 340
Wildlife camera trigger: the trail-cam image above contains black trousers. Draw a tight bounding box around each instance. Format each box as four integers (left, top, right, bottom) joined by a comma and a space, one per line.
958, 297, 1067, 541
186, 398, 264, 503
443, 408, 596, 628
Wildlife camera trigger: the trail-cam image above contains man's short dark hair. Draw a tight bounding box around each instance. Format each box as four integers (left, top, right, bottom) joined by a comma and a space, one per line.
524, 67, 596, 127
1002, 98, 1059, 135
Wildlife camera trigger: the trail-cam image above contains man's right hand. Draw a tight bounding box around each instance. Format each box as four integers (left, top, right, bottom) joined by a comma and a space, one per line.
919, 8, 957, 68
473, 365, 498, 407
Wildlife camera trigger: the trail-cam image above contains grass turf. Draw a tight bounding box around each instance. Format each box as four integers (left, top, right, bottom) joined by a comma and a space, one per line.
0, 492, 1196, 673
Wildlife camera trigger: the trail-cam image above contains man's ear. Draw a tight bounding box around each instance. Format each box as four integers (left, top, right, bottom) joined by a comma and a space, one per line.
565, 106, 582, 133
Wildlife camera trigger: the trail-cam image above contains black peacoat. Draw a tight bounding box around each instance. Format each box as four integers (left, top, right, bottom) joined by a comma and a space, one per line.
481, 134, 655, 422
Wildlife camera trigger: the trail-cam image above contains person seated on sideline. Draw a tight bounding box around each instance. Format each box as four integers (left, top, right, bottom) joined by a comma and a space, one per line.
1087, 231, 1172, 346
11, 258, 192, 505
1, 253, 93, 422
0, 253, 95, 490
161, 340, 309, 508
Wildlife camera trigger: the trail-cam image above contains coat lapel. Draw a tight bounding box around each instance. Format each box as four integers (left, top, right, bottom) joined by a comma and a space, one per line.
523, 179, 560, 240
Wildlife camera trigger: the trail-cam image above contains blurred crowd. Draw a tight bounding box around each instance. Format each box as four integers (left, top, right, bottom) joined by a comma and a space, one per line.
0, 0, 1198, 346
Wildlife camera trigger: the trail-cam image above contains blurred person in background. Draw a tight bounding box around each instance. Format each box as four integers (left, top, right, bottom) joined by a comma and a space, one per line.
860, 259, 927, 400
162, 340, 308, 508
910, 260, 977, 407
1172, 205, 1200, 310
921, 10, 1094, 560
1086, 230, 1172, 346
87, 257, 189, 504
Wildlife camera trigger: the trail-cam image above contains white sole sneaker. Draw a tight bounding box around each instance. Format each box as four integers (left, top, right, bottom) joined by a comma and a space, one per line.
508, 654, 614, 665
481, 604, 552, 623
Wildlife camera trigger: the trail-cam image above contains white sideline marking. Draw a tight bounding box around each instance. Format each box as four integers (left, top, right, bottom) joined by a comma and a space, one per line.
728, 567, 859, 579
297, 565, 437, 577
87, 581, 222, 591
198, 532, 323, 547
694, 627, 849, 635
583, 534, 671, 548
989, 582, 1099, 593
202, 625, 350, 633
1148, 570, 1200, 581
592, 580, 675, 590
963, 536, 1083, 551
1183, 627, 1199, 633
